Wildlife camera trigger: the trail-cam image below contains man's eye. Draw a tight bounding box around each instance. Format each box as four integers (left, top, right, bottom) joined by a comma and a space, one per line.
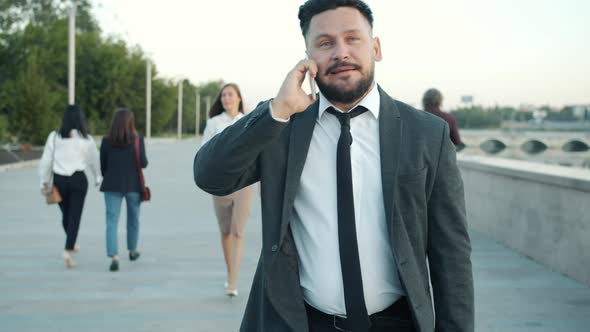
319, 41, 333, 48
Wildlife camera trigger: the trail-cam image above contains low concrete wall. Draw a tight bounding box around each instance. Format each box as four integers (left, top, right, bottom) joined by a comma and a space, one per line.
457, 155, 590, 285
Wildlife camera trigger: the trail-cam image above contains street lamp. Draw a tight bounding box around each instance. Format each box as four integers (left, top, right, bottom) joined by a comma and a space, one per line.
145, 57, 152, 139
68, 2, 76, 105
177, 78, 184, 139
195, 93, 201, 136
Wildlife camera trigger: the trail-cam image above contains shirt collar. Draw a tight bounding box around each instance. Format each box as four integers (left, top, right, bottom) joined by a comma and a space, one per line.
318, 83, 380, 120
221, 111, 243, 122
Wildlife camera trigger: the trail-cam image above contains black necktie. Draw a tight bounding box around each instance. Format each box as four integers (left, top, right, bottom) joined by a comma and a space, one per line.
327, 106, 371, 332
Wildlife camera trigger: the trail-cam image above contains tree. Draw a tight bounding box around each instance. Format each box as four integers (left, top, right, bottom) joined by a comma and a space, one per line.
150, 78, 177, 134
10, 49, 57, 144
0, 0, 98, 34
0, 0, 229, 143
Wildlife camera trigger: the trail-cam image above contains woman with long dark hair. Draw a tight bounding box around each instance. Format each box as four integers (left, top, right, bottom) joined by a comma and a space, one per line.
201, 83, 255, 296
38, 104, 102, 268
100, 109, 148, 272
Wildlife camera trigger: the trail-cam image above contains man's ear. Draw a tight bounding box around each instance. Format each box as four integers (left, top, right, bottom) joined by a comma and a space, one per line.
373, 37, 383, 62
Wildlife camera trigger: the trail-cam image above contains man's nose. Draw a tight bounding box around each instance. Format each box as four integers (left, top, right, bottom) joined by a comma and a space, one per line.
331, 41, 350, 61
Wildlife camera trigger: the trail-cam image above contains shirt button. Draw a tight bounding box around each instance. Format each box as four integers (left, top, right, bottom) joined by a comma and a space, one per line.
271, 244, 278, 252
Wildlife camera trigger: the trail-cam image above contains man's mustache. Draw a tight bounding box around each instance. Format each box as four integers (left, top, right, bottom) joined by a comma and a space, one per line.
325, 61, 361, 75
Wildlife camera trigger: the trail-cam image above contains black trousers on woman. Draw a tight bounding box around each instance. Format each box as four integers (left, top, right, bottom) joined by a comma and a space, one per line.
53, 171, 88, 250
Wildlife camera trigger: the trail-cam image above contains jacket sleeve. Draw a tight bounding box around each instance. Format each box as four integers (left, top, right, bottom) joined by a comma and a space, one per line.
86, 135, 102, 185
200, 117, 216, 148
194, 100, 288, 196
100, 138, 107, 177
427, 124, 474, 332
38, 131, 55, 188
448, 116, 463, 146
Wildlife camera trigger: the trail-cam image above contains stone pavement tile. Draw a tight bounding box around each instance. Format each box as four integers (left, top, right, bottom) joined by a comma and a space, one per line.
471, 232, 590, 331
1, 139, 589, 332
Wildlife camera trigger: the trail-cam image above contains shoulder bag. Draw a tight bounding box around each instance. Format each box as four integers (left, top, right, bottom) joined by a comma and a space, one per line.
45, 132, 62, 204
134, 136, 150, 202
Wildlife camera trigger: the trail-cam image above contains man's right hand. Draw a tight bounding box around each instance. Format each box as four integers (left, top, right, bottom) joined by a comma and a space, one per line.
271, 59, 318, 120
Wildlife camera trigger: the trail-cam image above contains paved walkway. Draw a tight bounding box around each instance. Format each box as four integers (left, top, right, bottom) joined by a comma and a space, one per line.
1, 138, 589, 332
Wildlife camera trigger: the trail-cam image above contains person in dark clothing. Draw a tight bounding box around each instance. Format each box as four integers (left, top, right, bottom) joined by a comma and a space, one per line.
422, 88, 464, 148
100, 109, 148, 272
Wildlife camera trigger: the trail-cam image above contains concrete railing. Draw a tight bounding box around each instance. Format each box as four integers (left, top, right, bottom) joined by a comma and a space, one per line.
460, 130, 590, 154
457, 155, 590, 285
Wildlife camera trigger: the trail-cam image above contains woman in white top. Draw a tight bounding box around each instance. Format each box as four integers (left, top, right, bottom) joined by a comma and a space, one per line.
201, 83, 254, 297
38, 105, 101, 268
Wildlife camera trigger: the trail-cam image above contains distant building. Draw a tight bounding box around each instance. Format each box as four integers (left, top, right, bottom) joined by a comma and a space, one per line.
573, 105, 590, 120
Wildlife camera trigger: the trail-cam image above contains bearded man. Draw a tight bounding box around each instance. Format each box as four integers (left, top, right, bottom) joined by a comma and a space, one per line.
194, 1, 474, 331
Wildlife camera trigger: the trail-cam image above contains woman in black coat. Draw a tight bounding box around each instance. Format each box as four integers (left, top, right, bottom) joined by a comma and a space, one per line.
100, 109, 148, 272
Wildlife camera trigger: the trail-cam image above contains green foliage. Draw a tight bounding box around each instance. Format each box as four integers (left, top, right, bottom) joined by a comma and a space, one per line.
150, 78, 177, 134
450, 105, 538, 129
545, 106, 576, 121
0, 1, 222, 144
0, 114, 8, 142
0, 0, 98, 34
10, 49, 57, 144
451, 107, 503, 129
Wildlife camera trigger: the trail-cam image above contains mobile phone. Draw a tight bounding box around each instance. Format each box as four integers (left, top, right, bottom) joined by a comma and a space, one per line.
308, 71, 317, 101
305, 53, 317, 101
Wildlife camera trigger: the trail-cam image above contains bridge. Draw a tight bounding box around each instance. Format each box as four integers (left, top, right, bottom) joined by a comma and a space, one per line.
1, 138, 589, 331
460, 130, 590, 168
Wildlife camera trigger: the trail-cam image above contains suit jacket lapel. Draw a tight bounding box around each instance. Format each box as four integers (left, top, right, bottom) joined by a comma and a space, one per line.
378, 87, 403, 242
277, 89, 403, 245
279, 101, 319, 243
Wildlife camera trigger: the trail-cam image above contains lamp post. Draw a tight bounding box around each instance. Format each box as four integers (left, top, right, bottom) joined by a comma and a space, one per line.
68, 2, 76, 105
205, 96, 211, 123
146, 58, 152, 139
177, 79, 183, 139
195, 93, 201, 136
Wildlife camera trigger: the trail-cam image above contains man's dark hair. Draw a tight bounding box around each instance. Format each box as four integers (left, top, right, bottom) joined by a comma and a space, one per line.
422, 88, 443, 109
59, 104, 88, 138
298, 0, 374, 38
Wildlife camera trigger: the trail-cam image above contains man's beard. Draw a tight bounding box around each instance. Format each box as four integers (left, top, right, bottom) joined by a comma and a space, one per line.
316, 62, 375, 105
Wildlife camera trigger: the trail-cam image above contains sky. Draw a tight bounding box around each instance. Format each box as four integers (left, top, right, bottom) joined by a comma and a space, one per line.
92, 0, 590, 111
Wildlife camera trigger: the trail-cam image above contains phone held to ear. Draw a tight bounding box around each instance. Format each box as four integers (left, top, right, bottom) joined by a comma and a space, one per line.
308, 71, 317, 101
305, 54, 317, 101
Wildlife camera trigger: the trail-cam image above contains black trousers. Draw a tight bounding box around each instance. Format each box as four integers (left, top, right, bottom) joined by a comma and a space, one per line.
53, 172, 88, 250
306, 297, 416, 332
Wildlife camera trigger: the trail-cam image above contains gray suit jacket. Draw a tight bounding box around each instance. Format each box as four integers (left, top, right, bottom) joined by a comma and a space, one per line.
194, 87, 474, 332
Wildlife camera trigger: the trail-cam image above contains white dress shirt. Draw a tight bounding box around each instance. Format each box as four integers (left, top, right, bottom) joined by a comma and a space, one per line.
38, 130, 102, 188
201, 111, 244, 148
272, 83, 405, 316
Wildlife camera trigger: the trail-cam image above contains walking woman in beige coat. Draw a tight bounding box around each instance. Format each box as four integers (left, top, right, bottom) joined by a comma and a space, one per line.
200, 83, 254, 297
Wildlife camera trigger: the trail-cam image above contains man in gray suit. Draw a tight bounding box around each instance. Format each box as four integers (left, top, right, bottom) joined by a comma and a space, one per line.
194, 1, 473, 331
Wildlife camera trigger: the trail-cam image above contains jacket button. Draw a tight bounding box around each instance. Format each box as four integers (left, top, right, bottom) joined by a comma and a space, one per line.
271, 245, 278, 252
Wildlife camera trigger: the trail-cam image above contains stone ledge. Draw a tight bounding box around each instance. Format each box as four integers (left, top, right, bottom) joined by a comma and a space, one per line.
0, 159, 39, 172
458, 154, 590, 192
